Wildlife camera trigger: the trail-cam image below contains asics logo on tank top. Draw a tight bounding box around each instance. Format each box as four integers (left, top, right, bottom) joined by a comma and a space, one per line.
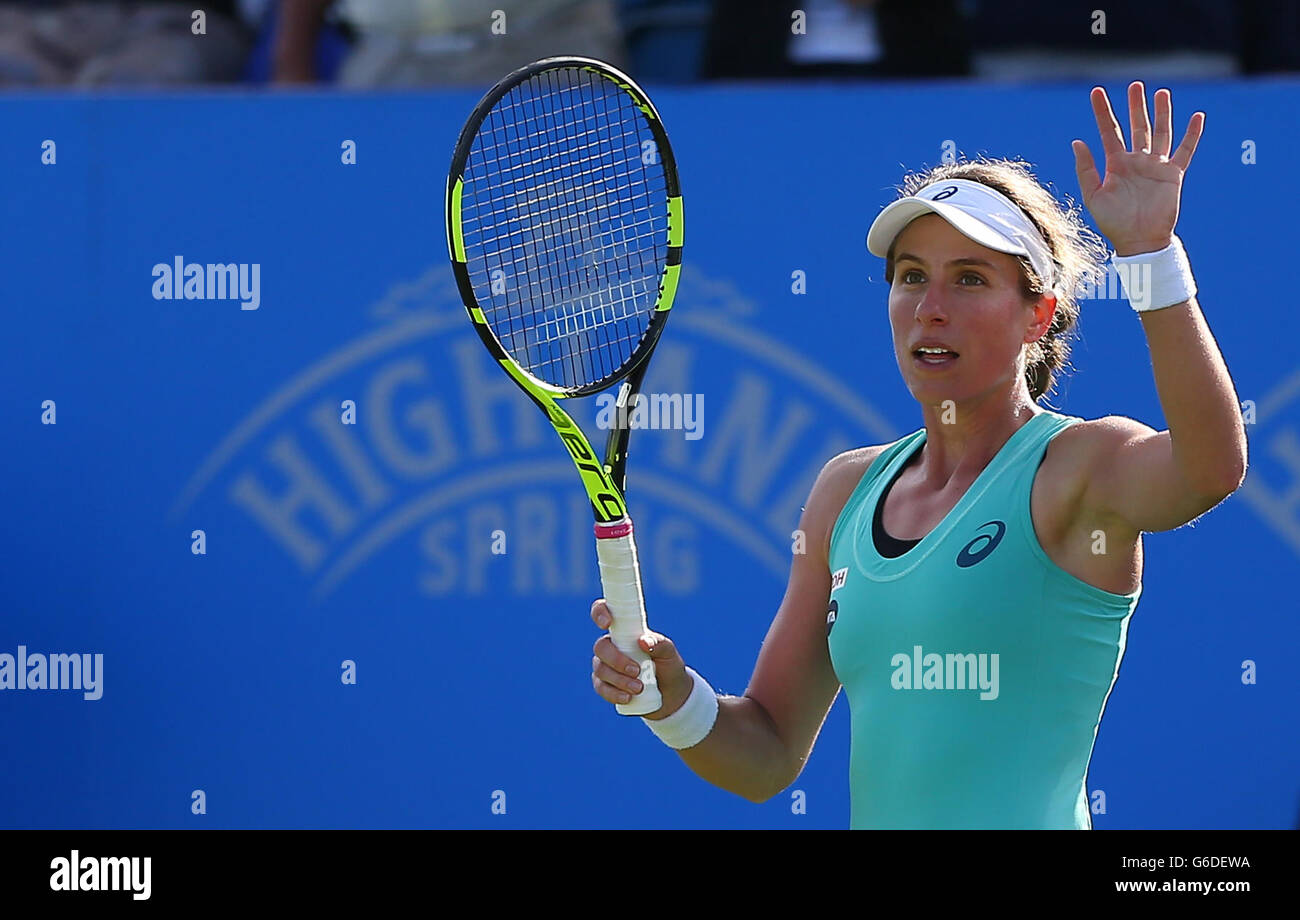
955, 521, 1006, 568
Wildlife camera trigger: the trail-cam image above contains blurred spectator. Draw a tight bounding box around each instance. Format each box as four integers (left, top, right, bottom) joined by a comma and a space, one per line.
242, 0, 352, 83
968, 0, 1300, 79
274, 0, 628, 87
0, 0, 253, 86
702, 0, 971, 80
619, 0, 711, 82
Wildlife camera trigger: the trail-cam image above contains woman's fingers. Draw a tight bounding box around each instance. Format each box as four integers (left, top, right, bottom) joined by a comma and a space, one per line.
1072, 139, 1102, 199
589, 599, 676, 709
591, 643, 646, 705
1152, 88, 1172, 158
1090, 86, 1126, 156
592, 635, 642, 679
593, 656, 644, 696
591, 669, 635, 704
1128, 80, 1152, 153
1172, 111, 1206, 172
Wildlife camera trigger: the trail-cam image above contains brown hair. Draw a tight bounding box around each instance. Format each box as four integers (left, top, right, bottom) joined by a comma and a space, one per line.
883, 157, 1108, 403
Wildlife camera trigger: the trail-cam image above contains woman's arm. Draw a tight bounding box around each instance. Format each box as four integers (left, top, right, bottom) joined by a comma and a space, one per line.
671, 448, 880, 803
1071, 83, 1247, 533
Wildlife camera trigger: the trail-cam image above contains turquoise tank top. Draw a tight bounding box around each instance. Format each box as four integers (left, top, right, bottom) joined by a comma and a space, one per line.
826, 410, 1141, 829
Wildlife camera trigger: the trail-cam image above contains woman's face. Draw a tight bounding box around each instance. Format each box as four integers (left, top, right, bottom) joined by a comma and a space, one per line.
887, 214, 1051, 404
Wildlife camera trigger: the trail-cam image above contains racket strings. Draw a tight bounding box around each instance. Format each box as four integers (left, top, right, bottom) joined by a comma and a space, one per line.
466, 214, 663, 272
459, 66, 668, 391
461, 111, 644, 190
529, 67, 633, 387
516, 69, 599, 388
461, 165, 657, 246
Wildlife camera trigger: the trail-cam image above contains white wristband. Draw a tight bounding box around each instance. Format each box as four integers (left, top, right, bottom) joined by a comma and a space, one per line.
641, 667, 719, 750
1111, 235, 1197, 312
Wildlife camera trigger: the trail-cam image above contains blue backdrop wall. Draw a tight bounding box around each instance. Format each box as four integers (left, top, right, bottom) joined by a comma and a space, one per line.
2, 78, 1297, 829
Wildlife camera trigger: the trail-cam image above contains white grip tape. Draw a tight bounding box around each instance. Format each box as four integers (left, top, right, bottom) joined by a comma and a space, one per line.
595, 518, 662, 716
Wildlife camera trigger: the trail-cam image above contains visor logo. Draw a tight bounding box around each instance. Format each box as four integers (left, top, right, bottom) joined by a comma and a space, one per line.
929, 186, 959, 201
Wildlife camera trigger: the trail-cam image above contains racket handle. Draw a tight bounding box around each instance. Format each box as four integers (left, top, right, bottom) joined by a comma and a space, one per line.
594, 518, 663, 716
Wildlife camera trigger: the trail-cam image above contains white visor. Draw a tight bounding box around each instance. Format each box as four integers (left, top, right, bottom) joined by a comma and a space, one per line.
866, 178, 1056, 291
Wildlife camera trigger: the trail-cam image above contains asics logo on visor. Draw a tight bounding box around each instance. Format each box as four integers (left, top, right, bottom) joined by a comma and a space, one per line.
929, 186, 959, 201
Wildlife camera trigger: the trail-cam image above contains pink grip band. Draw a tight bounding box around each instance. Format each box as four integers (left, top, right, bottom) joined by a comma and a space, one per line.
594, 519, 633, 540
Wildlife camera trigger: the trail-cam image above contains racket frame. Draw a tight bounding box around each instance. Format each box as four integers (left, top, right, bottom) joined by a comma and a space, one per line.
445, 57, 685, 717
445, 55, 683, 522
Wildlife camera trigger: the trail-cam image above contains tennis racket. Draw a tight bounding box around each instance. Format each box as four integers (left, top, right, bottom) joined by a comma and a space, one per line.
445, 57, 683, 715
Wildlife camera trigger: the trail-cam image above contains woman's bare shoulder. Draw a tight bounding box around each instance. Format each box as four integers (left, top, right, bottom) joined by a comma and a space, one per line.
817, 444, 891, 495
804, 445, 893, 555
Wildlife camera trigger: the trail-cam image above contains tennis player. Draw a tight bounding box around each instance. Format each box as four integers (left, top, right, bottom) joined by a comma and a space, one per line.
590, 82, 1247, 829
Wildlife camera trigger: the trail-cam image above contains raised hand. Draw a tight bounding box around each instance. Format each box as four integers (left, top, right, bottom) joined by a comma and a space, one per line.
1071, 81, 1205, 256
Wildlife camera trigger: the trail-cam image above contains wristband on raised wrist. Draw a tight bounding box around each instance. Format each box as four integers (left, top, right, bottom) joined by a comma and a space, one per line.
1112, 235, 1197, 312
